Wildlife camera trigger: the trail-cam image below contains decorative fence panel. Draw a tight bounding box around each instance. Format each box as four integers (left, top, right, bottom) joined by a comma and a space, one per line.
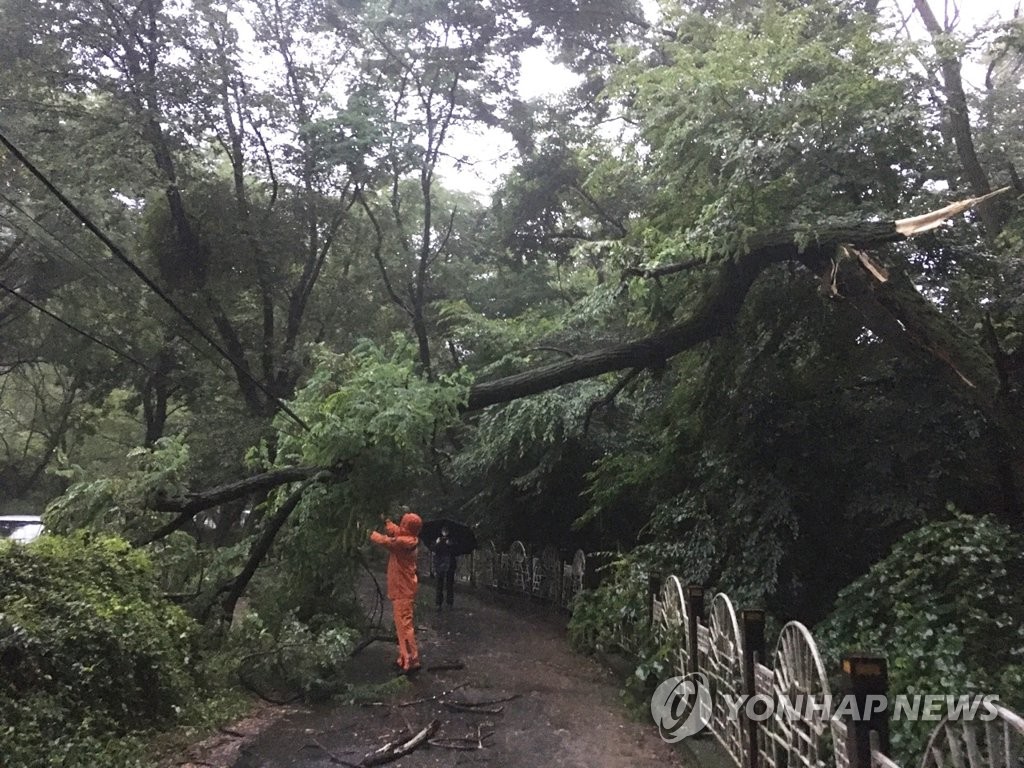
757, 622, 835, 768
419, 541, 1024, 768
701, 593, 748, 768
653, 575, 691, 678
419, 538, 586, 612
919, 706, 1024, 768
632, 570, 1024, 768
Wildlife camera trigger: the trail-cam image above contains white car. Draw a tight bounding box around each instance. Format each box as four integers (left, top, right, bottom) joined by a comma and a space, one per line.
0, 515, 45, 543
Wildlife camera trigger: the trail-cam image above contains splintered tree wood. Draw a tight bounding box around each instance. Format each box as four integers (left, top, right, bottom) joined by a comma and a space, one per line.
465, 220, 906, 410
361, 719, 440, 766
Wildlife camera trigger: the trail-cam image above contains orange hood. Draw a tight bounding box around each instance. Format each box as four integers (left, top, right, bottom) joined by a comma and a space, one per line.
400, 512, 422, 536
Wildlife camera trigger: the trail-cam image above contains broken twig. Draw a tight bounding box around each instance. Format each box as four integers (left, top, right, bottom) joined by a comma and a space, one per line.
429, 725, 495, 751
397, 681, 468, 707
447, 693, 520, 708
444, 701, 505, 715
361, 719, 440, 766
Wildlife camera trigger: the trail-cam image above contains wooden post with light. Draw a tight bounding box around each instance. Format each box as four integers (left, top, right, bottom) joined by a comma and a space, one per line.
841, 653, 890, 768
741, 609, 767, 768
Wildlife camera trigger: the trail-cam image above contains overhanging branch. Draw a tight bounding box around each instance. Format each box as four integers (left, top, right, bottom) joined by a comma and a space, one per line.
467, 189, 1014, 414
150, 465, 326, 513
137, 465, 333, 545
467, 220, 904, 411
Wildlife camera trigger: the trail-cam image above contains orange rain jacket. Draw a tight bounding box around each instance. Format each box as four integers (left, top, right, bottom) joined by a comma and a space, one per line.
369, 512, 422, 600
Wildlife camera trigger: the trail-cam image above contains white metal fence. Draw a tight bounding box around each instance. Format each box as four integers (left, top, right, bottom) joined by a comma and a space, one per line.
641, 574, 1024, 768
417, 539, 586, 611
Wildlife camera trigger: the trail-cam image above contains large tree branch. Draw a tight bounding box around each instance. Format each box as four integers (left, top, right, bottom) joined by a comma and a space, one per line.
466, 185, 1015, 419
355, 189, 412, 317
150, 465, 327, 514
219, 471, 330, 623
139, 465, 329, 547
467, 221, 905, 411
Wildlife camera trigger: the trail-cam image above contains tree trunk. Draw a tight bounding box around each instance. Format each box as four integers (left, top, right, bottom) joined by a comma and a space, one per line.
219, 473, 326, 624
913, 0, 1006, 237
466, 222, 902, 410
465, 216, 1024, 473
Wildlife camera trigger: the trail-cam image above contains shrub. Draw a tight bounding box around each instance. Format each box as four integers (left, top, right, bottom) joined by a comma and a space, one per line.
0, 533, 199, 767
816, 514, 1024, 763
219, 609, 358, 701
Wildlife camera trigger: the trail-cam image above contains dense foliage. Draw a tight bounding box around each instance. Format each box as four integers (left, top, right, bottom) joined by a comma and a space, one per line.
1, 0, 1023, 761
0, 535, 198, 767
818, 514, 1024, 761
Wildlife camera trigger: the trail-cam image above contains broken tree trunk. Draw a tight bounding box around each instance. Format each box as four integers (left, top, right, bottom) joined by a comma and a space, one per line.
465, 192, 1023, 468
465, 221, 909, 411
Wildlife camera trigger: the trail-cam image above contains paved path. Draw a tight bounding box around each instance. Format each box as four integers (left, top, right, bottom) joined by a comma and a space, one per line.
225, 585, 685, 768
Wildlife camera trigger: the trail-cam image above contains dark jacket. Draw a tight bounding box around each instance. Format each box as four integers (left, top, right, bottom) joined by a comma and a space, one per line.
433, 535, 456, 574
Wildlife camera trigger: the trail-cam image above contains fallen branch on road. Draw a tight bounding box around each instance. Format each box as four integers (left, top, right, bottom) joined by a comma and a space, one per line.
429, 724, 494, 751
361, 719, 440, 766
447, 693, 520, 708
442, 692, 518, 715
444, 701, 505, 714
396, 681, 469, 707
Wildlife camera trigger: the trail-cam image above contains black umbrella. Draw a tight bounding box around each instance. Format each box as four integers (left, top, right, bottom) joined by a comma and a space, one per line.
420, 519, 477, 556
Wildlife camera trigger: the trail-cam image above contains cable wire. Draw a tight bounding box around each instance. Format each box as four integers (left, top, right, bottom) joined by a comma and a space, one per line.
0, 128, 310, 431
0, 279, 155, 372
0, 194, 247, 389
0, 191, 130, 289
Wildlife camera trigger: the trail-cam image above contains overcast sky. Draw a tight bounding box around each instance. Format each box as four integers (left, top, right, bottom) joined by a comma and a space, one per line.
437, 0, 1022, 198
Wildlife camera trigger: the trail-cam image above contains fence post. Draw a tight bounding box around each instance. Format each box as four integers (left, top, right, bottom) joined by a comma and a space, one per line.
584, 553, 599, 590
841, 653, 889, 768
684, 584, 705, 674
648, 573, 662, 630
741, 609, 766, 768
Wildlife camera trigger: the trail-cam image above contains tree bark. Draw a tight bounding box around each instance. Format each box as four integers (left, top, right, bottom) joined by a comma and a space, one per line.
139, 465, 342, 545
912, 0, 1006, 237
464, 214, 1023, 467
219, 472, 328, 623
150, 465, 327, 512
466, 222, 903, 410
142, 346, 174, 446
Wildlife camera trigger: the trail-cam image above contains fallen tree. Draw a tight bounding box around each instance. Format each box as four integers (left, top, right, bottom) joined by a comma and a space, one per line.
467, 192, 1012, 416
136, 190, 1022, 612
144, 196, 1013, 526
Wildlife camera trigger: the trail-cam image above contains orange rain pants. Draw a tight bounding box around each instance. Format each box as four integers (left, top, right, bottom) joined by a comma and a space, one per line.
391, 598, 419, 670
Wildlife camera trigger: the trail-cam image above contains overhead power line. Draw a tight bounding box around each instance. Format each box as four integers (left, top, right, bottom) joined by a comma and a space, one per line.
0, 279, 154, 372
0, 127, 310, 432
0, 192, 248, 389
0, 191, 129, 289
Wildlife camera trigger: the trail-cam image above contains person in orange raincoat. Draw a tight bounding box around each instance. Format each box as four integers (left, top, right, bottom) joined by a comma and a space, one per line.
369, 507, 423, 673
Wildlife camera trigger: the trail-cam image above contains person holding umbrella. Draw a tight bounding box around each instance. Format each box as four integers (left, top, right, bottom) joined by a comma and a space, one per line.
433, 527, 456, 608
422, 518, 477, 609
